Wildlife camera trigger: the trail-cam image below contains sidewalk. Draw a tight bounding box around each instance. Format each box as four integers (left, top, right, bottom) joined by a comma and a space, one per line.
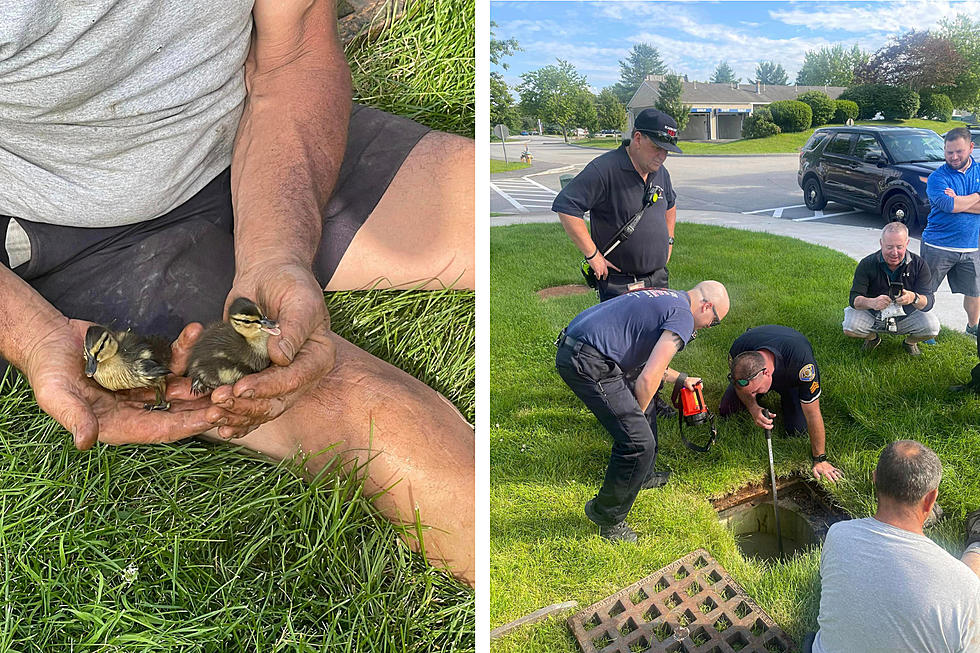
490, 209, 969, 333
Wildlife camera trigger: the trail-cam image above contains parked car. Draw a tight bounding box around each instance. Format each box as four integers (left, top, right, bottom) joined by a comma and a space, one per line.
942, 126, 980, 146
798, 126, 945, 228
520, 130, 529, 136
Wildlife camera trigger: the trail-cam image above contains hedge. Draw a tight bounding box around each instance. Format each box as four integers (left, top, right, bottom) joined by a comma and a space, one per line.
833, 99, 859, 123
918, 93, 953, 122
742, 107, 781, 139
838, 84, 920, 120
767, 99, 812, 132
797, 91, 836, 127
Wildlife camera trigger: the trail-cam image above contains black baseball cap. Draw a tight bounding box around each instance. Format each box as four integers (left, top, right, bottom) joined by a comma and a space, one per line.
633, 108, 682, 153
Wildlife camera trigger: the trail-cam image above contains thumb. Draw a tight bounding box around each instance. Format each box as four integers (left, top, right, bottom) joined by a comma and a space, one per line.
269, 299, 320, 367
40, 385, 99, 450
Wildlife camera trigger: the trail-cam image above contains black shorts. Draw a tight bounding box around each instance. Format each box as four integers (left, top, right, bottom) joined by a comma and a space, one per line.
0, 104, 430, 344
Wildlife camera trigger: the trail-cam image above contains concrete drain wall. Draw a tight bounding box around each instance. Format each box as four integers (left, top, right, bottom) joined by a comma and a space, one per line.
714, 477, 850, 561
567, 549, 794, 653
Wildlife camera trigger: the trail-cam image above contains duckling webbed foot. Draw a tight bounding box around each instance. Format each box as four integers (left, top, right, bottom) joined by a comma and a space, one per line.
143, 400, 172, 411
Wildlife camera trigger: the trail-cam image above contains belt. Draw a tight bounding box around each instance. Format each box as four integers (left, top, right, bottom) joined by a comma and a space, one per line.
556, 329, 604, 359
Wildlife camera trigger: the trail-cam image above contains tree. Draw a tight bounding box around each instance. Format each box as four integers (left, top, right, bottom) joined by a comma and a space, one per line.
655, 74, 692, 131
572, 89, 598, 134
795, 44, 867, 86
854, 30, 967, 93
710, 61, 739, 84
754, 61, 788, 86
518, 60, 591, 143
797, 91, 836, 126
613, 43, 667, 105
936, 15, 980, 110
490, 21, 521, 69
596, 88, 626, 131
490, 73, 520, 132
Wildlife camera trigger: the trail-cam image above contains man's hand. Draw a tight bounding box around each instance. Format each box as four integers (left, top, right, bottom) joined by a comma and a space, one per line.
813, 460, 843, 483
750, 405, 774, 429
868, 294, 892, 310
682, 376, 702, 391
207, 262, 336, 439
896, 289, 916, 306
589, 251, 620, 280
945, 187, 957, 198
24, 320, 222, 449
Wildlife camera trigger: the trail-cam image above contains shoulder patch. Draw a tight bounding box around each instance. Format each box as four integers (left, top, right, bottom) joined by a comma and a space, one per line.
799, 364, 816, 382
810, 381, 820, 394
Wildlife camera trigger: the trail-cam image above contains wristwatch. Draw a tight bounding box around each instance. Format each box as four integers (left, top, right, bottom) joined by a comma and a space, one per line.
912, 292, 920, 307
811, 453, 828, 464
668, 237, 675, 245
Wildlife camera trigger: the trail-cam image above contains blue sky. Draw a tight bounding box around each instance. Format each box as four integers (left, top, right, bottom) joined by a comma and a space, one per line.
491, 1, 980, 96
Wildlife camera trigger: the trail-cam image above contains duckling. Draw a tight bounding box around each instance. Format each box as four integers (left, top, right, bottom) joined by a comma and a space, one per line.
186, 297, 281, 396
84, 326, 173, 410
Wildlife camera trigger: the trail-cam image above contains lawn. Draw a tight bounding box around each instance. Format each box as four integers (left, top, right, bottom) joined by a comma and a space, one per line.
575, 118, 964, 154
0, 0, 475, 650
491, 159, 531, 174
490, 222, 980, 652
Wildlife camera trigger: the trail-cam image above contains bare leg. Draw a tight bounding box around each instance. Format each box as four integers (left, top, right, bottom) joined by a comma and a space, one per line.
965, 296, 980, 327
215, 334, 475, 585
327, 131, 475, 291
962, 551, 980, 579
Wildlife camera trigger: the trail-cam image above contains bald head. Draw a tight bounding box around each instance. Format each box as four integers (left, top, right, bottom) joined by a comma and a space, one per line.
874, 440, 942, 506
692, 280, 730, 320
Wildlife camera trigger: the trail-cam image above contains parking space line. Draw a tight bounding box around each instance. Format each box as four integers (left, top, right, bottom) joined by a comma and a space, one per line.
792, 209, 860, 222
490, 182, 528, 213
742, 204, 806, 215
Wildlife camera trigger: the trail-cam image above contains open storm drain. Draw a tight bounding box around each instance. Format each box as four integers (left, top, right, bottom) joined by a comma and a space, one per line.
713, 477, 851, 561
568, 549, 794, 653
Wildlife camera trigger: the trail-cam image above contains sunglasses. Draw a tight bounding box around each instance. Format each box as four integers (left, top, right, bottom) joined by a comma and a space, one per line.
727, 367, 765, 387
641, 129, 678, 145
702, 299, 720, 328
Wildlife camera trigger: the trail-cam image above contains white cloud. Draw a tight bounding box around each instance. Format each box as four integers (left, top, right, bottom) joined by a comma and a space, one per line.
769, 0, 980, 33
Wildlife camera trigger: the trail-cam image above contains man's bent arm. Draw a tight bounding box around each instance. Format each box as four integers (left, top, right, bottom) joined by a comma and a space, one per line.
665, 205, 676, 262
801, 399, 827, 456
635, 332, 680, 412
950, 193, 980, 213
0, 266, 67, 374
231, 0, 351, 273
558, 213, 598, 257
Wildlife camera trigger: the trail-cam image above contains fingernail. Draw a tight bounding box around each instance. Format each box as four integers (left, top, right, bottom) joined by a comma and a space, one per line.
214, 417, 227, 426
218, 399, 234, 409
279, 339, 295, 362
242, 390, 255, 399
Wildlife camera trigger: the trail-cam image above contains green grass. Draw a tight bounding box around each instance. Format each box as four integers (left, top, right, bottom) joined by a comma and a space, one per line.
491, 159, 531, 174
490, 222, 979, 652
575, 118, 963, 155
0, 2, 476, 649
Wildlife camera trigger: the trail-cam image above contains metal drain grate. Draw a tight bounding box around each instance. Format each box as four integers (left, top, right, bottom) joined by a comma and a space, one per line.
567, 549, 794, 653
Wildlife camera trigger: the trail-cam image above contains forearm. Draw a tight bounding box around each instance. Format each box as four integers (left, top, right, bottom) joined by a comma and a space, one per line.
852, 295, 877, 310
803, 404, 826, 457
952, 193, 980, 213
231, 15, 352, 271
665, 206, 676, 262
634, 374, 659, 413
558, 214, 598, 257
0, 266, 67, 373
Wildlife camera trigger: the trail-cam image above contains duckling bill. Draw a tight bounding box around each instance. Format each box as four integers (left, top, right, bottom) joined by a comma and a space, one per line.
84, 326, 173, 410
187, 297, 281, 396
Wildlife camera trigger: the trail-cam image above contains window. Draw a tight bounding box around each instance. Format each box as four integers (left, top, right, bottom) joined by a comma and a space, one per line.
824, 133, 853, 155
853, 135, 884, 161
802, 131, 829, 151
879, 131, 944, 163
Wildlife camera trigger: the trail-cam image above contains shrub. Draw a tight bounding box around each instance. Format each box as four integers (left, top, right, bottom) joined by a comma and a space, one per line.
839, 84, 920, 120
797, 91, 836, 126
768, 99, 812, 132
742, 109, 781, 139
918, 93, 953, 121
833, 99, 859, 123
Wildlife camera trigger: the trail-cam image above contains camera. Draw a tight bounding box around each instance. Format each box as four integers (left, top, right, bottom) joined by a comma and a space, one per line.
883, 281, 905, 332
888, 281, 904, 301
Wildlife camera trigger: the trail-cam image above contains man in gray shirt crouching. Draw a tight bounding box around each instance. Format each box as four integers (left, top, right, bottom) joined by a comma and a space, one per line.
811, 440, 980, 652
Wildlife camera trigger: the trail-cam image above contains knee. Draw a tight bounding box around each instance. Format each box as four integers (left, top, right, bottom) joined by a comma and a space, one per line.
843, 329, 867, 338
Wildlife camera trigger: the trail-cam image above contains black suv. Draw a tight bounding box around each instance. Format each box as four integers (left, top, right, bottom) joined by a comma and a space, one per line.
798, 126, 945, 228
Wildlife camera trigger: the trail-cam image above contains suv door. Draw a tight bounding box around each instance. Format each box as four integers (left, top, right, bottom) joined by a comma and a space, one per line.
821, 132, 856, 200
849, 134, 889, 208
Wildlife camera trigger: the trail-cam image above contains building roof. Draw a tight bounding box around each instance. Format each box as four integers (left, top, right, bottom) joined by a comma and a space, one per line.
628, 76, 847, 109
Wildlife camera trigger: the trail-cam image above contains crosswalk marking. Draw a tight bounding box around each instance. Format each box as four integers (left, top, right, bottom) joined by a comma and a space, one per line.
490, 175, 559, 213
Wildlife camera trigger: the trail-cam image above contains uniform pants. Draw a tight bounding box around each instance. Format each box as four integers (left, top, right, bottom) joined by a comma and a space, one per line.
597, 268, 669, 302
556, 335, 658, 526
719, 383, 808, 437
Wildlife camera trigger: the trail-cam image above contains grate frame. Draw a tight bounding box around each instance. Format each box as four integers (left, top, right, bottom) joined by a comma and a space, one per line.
567, 549, 795, 653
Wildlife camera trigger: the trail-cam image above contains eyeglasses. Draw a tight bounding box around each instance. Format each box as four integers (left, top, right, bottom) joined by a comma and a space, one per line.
641, 129, 678, 145
702, 299, 720, 328
727, 367, 765, 387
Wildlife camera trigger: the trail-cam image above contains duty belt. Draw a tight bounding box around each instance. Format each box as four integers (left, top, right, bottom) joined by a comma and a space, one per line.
555, 329, 604, 358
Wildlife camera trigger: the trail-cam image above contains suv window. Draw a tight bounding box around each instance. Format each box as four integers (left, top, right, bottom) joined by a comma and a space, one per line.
824, 133, 853, 155
854, 135, 885, 161
803, 132, 829, 151
878, 131, 944, 163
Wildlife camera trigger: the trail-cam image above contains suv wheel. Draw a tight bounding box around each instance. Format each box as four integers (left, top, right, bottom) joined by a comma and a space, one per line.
883, 193, 917, 228
803, 177, 828, 210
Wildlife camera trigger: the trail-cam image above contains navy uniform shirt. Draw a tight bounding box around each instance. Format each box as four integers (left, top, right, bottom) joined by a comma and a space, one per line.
729, 325, 821, 403
565, 288, 694, 373
552, 143, 676, 277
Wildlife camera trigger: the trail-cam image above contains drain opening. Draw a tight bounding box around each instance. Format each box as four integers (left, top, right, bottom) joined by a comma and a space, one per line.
713, 476, 851, 561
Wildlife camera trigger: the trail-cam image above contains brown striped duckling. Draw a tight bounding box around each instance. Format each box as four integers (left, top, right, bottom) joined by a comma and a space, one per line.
84, 325, 173, 410
187, 297, 281, 396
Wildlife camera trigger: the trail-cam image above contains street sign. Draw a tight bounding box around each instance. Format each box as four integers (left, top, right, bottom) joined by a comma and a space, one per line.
494, 124, 510, 163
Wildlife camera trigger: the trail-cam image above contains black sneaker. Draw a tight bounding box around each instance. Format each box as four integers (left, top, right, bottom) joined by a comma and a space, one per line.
966, 509, 980, 547
924, 502, 943, 528
584, 499, 638, 543
641, 469, 671, 490
861, 334, 881, 352
654, 394, 677, 418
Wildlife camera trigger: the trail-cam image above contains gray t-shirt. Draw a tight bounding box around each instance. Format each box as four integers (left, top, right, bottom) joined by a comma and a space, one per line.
814, 517, 980, 653
0, 0, 253, 226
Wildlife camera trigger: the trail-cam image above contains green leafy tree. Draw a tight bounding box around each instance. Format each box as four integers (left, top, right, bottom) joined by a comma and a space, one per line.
833, 99, 859, 123
710, 61, 739, 84
490, 73, 520, 132
613, 43, 667, 105
654, 74, 692, 132
796, 44, 867, 86
936, 15, 980, 110
919, 93, 954, 121
518, 60, 591, 143
797, 91, 836, 126
855, 30, 967, 93
596, 88, 626, 131
754, 61, 788, 85
572, 89, 598, 133
768, 100, 812, 132
490, 21, 520, 69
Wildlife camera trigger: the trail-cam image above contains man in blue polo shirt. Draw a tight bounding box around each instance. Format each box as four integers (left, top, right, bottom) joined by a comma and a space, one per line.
921, 127, 980, 335
555, 281, 730, 542
552, 108, 680, 303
